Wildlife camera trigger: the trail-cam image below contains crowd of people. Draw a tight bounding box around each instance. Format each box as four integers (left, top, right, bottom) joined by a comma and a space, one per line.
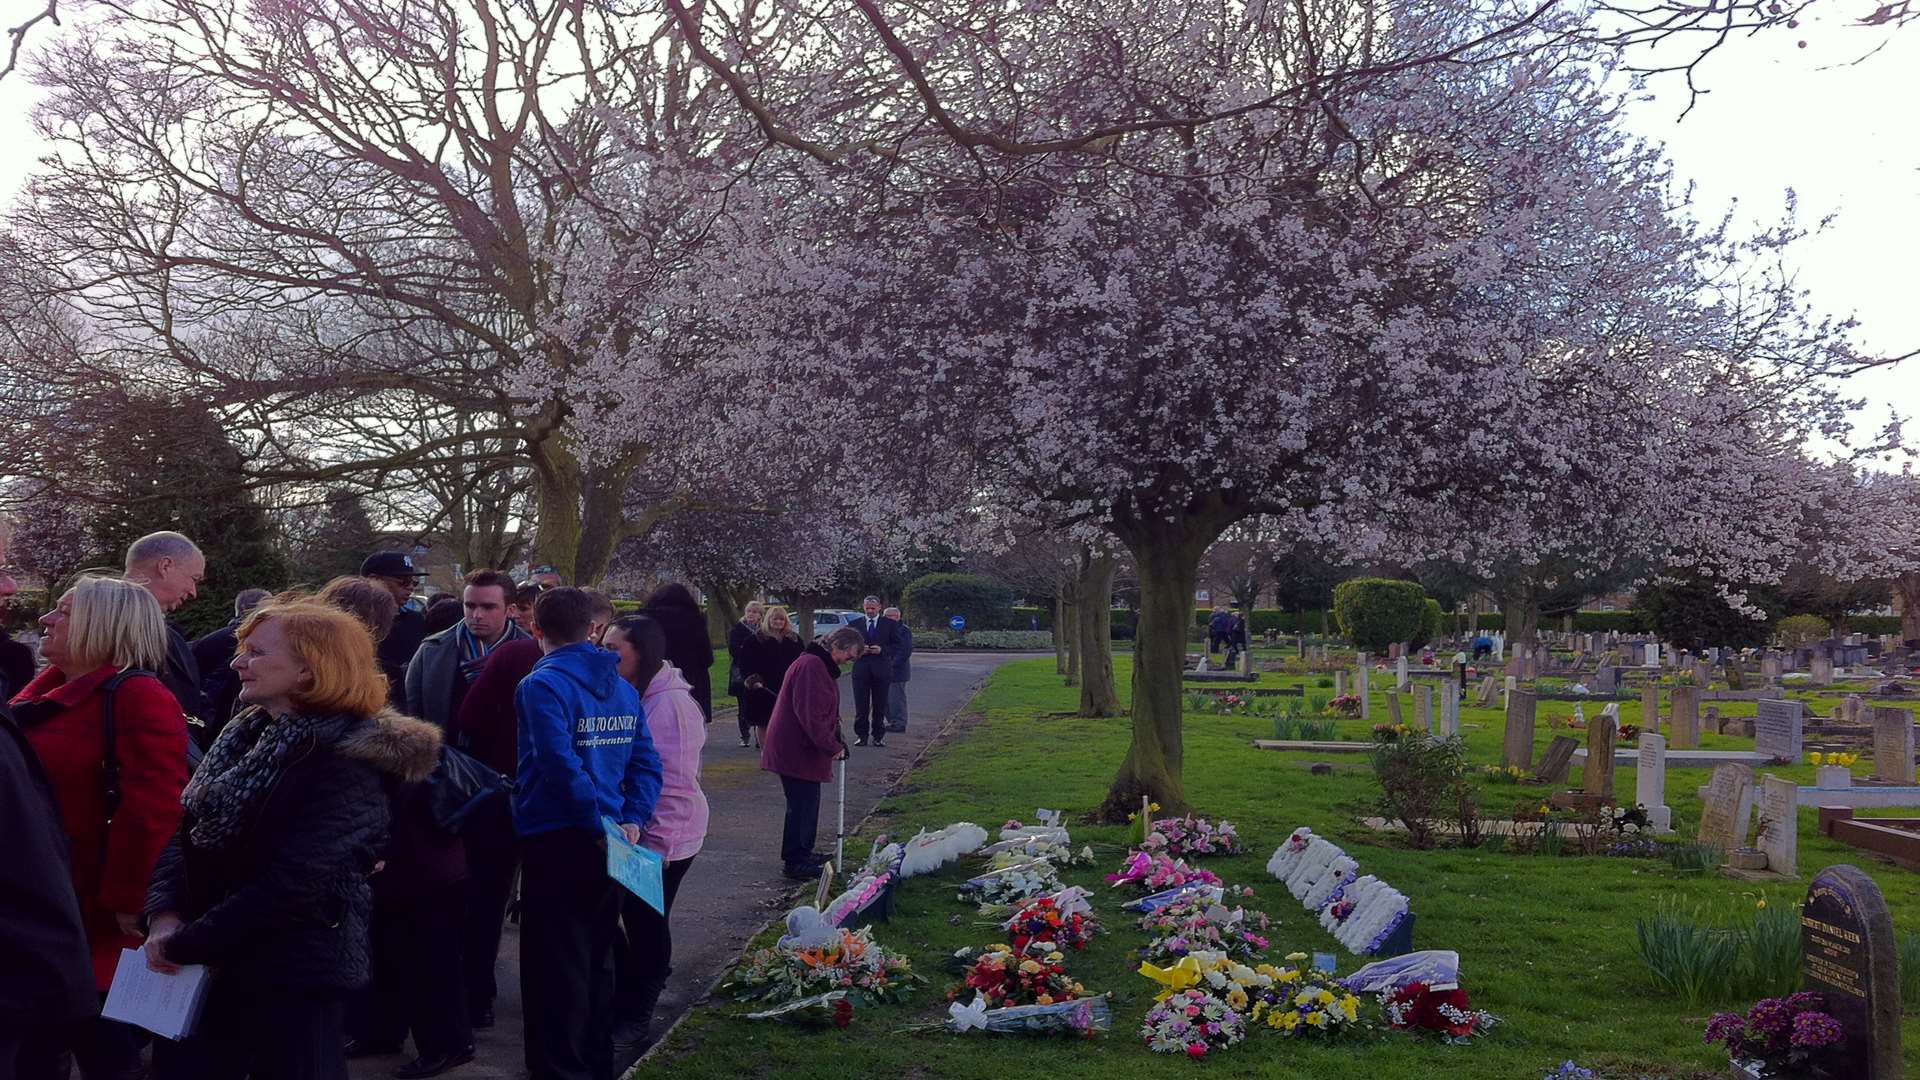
0, 530, 916, 1080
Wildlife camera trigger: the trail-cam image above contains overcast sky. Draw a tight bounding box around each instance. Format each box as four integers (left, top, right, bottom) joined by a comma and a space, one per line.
0, 14, 1912, 454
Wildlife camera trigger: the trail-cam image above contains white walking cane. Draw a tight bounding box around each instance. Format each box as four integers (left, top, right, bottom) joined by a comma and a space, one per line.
834, 755, 847, 870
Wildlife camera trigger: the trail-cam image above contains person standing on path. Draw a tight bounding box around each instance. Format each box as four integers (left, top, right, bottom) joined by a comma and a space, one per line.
404, 569, 527, 732
513, 588, 662, 1080
641, 583, 714, 722
738, 606, 802, 748
144, 601, 440, 1080
191, 588, 272, 744
725, 601, 764, 746
761, 627, 861, 879
12, 577, 188, 1080
123, 531, 208, 733
601, 614, 708, 1059
848, 597, 902, 747
362, 553, 430, 705
882, 607, 913, 734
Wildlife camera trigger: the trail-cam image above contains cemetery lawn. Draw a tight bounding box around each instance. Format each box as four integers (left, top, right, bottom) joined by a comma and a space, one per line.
639, 657, 1920, 1080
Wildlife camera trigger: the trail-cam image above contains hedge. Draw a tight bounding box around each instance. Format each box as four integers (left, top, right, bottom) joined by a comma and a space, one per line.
901, 573, 1021, 631
1332, 579, 1432, 652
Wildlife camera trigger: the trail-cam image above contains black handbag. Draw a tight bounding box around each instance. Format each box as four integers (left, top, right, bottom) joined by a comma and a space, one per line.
423, 743, 512, 837
727, 660, 746, 697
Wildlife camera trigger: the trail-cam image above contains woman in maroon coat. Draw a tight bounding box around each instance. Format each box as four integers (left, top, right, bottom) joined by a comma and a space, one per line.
759, 627, 863, 879
10, 576, 187, 1079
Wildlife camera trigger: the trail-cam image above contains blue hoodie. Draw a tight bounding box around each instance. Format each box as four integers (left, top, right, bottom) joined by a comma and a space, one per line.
512, 641, 663, 838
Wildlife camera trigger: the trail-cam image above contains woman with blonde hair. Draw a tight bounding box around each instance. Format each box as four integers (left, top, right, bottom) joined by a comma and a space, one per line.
737, 605, 803, 747
143, 600, 440, 1080
10, 575, 188, 1080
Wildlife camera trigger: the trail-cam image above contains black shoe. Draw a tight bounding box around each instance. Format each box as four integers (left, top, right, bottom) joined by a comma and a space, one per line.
871, 737, 886, 747
393, 1046, 475, 1079
739, 735, 751, 747
783, 862, 824, 880
345, 1038, 404, 1058
471, 1007, 494, 1030
886, 722, 906, 733
854, 736, 868, 746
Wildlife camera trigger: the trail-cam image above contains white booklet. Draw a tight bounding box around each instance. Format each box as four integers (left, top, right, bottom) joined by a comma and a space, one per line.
101, 948, 212, 1041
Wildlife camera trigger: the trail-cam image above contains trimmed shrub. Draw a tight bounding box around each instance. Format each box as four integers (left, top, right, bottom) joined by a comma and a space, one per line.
1774, 614, 1831, 649
1410, 599, 1444, 649
901, 573, 1020, 630
1333, 578, 1430, 652
955, 630, 1055, 650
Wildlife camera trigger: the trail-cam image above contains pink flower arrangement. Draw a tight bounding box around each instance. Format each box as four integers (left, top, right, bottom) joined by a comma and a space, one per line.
1106, 851, 1223, 892
1142, 815, 1246, 858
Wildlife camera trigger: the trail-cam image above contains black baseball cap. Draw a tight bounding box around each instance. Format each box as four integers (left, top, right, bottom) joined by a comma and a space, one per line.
360, 552, 426, 579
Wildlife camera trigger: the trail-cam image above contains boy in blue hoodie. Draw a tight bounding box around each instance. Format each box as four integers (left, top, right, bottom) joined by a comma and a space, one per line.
514, 587, 663, 1080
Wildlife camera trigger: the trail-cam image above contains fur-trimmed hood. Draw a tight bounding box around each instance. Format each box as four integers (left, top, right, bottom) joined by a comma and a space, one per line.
336, 708, 442, 784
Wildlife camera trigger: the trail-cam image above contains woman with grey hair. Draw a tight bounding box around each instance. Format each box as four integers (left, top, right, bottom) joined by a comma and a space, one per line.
758, 626, 861, 879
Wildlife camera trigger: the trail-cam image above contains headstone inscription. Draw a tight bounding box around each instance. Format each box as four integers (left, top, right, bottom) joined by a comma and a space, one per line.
1414, 683, 1433, 732
1755, 699, 1806, 764
1641, 683, 1659, 738
1801, 866, 1902, 1080
1756, 773, 1798, 877
1583, 708, 1618, 799
1669, 685, 1700, 750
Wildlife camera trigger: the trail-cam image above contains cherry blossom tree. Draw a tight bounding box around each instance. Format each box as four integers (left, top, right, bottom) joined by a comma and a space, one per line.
656, 0, 1877, 817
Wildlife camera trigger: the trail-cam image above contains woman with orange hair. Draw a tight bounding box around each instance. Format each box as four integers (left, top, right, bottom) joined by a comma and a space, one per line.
142, 600, 440, 1080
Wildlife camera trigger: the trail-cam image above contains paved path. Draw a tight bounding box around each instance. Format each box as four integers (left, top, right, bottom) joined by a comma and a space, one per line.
349, 651, 1045, 1080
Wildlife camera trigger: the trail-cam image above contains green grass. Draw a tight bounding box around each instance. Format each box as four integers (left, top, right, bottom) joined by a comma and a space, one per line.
641, 656, 1920, 1080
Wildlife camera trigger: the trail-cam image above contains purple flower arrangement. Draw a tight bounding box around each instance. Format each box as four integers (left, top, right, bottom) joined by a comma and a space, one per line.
1705, 992, 1847, 1076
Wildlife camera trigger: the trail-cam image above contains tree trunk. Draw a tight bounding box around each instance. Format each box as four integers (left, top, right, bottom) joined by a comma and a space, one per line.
1898, 572, 1920, 644
528, 438, 584, 582
1063, 594, 1081, 688
1054, 590, 1070, 675
1077, 551, 1119, 717
1501, 582, 1541, 648
1100, 518, 1218, 819
523, 433, 648, 586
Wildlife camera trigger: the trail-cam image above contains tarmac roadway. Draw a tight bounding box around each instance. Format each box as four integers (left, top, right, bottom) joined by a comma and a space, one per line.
347, 650, 1049, 1080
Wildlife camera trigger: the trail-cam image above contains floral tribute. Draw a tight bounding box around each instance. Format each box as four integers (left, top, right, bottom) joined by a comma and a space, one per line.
744, 990, 857, 1027
1705, 992, 1849, 1077
951, 943, 1088, 1008
947, 993, 1113, 1038
727, 927, 919, 1006
1136, 898, 1271, 963
1142, 814, 1247, 858
960, 860, 1062, 909
1268, 828, 1414, 955
898, 822, 990, 878
1328, 694, 1362, 716
1379, 981, 1501, 1043
1247, 954, 1364, 1038
1106, 850, 1223, 892
1142, 988, 1249, 1058
1004, 889, 1098, 953
821, 869, 895, 928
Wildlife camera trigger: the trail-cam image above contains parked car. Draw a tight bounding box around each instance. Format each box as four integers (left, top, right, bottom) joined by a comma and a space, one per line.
807, 609, 865, 636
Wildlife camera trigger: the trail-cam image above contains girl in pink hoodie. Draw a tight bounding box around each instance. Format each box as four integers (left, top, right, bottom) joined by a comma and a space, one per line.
602, 614, 709, 1054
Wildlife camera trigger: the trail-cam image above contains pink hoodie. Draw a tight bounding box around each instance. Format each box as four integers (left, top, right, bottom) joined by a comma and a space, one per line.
638, 662, 709, 861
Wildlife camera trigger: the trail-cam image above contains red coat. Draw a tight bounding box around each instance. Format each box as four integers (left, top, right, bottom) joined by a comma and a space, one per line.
14, 664, 188, 989
759, 645, 845, 783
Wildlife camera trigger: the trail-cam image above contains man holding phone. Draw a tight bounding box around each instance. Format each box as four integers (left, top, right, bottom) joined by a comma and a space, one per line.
848, 596, 903, 747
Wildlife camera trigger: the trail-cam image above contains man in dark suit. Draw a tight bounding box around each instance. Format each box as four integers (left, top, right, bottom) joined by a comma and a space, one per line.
848, 595, 903, 747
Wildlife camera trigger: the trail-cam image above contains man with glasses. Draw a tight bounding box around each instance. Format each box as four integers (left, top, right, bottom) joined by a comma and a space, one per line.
362, 551, 429, 703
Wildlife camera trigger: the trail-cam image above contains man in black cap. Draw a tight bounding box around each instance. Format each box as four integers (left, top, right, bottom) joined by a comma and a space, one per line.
363, 551, 430, 704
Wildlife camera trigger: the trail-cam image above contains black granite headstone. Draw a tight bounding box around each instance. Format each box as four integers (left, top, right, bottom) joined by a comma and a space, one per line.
1801, 865, 1901, 1080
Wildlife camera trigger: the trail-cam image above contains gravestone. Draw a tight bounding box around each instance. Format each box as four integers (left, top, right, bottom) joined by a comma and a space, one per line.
1395, 654, 1409, 689
1697, 761, 1755, 853
1583, 709, 1618, 799
1474, 676, 1499, 708
1503, 675, 1517, 710
1801, 865, 1902, 1080
1357, 654, 1371, 721
1755, 699, 1806, 764
1871, 706, 1916, 784
1534, 735, 1579, 784
1503, 689, 1538, 770
1439, 683, 1461, 737
1334, 670, 1346, 697
1692, 658, 1712, 689
1757, 773, 1799, 877
1636, 732, 1672, 833
1669, 686, 1700, 749
1760, 652, 1782, 681
1386, 693, 1403, 726
1811, 655, 1834, 686
1704, 705, 1721, 734
1414, 684, 1433, 732
1641, 683, 1660, 737
1645, 642, 1660, 667
1594, 665, 1621, 695
1521, 651, 1539, 681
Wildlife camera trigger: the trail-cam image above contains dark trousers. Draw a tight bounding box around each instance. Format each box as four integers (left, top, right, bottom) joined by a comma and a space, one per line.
361, 884, 473, 1059
0, 1022, 74, 1080
778, 774, 822, 868
463, 801, 519, 1015
885, 681, 908, 732
735, 696, 752, 741
613, 856, 696, 1034
153, 985, 346, 1080
69, 993, 146, 1080
520, 828, 618, 1080
850, 664, 889, 740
